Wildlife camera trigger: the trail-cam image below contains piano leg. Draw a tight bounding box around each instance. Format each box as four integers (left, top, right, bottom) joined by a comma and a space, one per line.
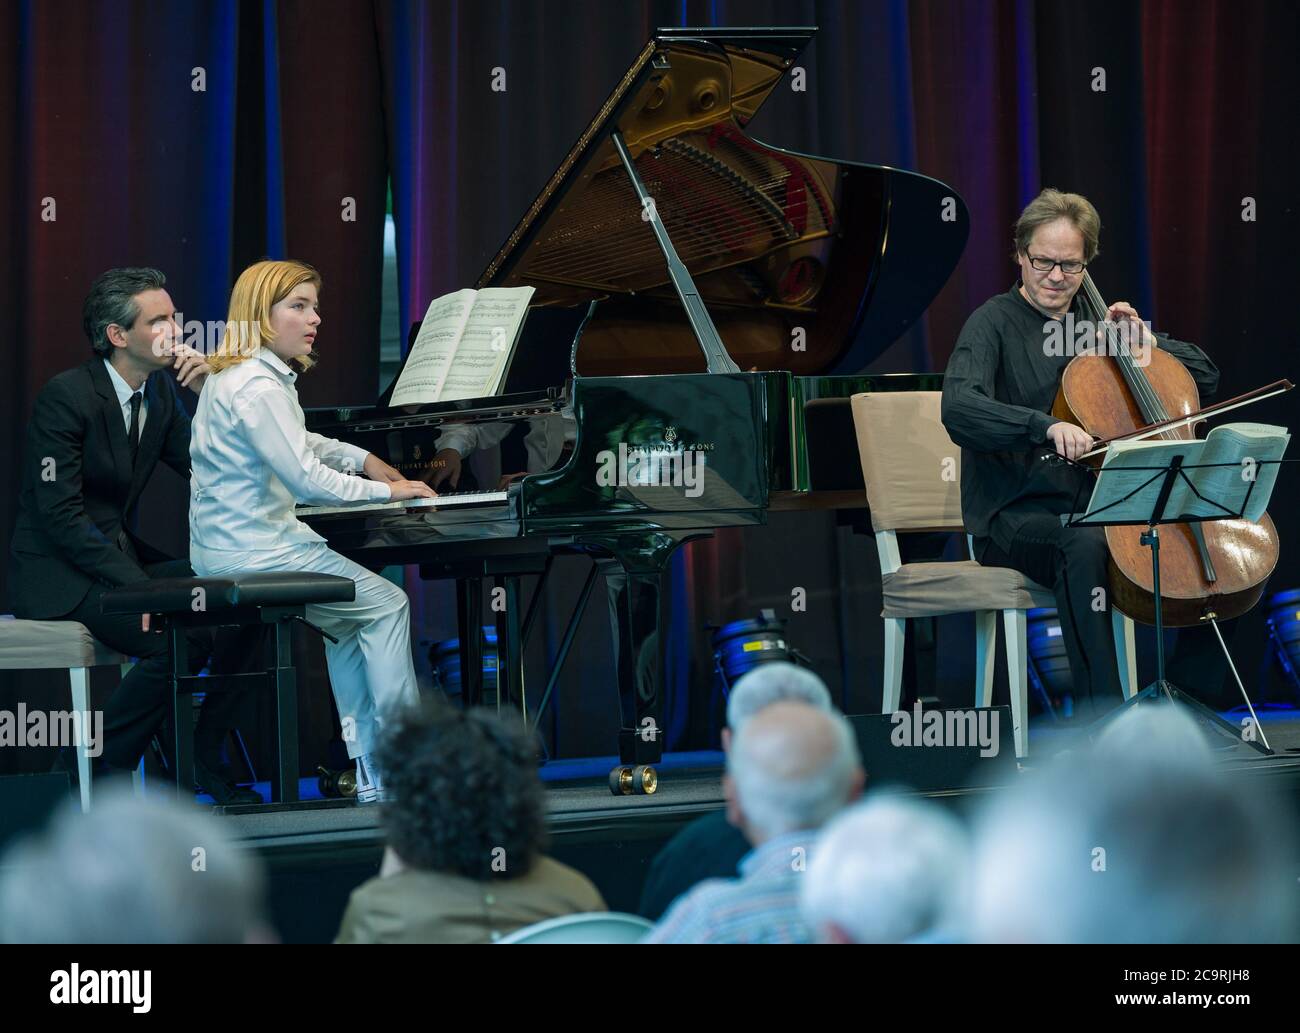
599, 560, 663, 767
494, 574, 524, 718
589, 531, 710, 774
456, 578, 484, 707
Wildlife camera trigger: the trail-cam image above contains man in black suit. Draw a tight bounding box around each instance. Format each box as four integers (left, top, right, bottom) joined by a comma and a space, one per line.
10, 267, 259, 803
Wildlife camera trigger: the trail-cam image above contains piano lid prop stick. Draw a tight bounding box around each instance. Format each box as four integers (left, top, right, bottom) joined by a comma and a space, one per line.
610, 130, 741, 375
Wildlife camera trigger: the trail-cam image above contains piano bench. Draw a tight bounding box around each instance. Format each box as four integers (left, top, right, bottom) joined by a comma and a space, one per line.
100, 572, 356, 806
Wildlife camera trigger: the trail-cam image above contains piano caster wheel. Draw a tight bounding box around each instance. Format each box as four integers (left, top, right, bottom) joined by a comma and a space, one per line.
609, 764, 658, 796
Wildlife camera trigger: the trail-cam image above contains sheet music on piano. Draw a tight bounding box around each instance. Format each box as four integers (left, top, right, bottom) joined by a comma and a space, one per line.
387, 286, 535, 407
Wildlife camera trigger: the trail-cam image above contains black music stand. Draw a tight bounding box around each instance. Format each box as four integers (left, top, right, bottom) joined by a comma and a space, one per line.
1062, 449, 1288, 757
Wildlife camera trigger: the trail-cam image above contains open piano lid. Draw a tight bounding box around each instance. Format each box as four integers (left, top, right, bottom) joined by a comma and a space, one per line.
379, 26, 969, 407
476, 26, 968, 377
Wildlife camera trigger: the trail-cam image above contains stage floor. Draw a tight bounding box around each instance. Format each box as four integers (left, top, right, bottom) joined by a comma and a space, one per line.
222, 764, 729, 858
1024, 703, 1300, 774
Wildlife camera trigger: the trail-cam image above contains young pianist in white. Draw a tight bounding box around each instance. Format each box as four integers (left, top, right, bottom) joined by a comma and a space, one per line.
189, 260, 436, 802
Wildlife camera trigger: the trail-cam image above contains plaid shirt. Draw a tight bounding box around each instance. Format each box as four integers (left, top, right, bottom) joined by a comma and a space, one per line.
642, 830, 816, 944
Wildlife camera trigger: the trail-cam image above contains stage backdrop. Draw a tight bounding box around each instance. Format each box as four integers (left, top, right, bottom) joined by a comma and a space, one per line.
1, 0, 1296, 774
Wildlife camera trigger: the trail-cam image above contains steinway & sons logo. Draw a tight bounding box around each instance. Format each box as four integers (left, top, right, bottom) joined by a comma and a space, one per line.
595, 426, 710, 499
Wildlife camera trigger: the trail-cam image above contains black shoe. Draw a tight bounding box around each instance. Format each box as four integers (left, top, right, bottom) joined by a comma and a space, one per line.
194, 758, 262, 806
50, 747, 132, 792
49, 745, 74, 778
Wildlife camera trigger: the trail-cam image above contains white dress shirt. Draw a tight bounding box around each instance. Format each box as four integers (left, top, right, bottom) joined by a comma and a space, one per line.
189, 349, 391, 554
103, 357, 147, 435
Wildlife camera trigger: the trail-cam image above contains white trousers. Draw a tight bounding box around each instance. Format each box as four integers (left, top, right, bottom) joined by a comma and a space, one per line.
193, 540, 419, 758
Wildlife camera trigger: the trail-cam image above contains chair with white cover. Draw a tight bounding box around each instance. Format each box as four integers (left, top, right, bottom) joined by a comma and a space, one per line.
849, 391, 1138, 757
494, 912, 654, 944
0, 615, 131, 812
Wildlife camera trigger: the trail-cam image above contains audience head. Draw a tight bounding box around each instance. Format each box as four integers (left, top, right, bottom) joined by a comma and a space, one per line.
725, 700, 863, 846
0, 786, 270, 943
723, 662, 833, 751
378, 700, 547, 881
1092, 699, 1213, 767
968, 707, 1297, 943
801, 793, 969, 943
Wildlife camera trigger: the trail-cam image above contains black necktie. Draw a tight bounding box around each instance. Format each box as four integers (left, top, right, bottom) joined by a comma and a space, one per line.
128, 392, 142, 466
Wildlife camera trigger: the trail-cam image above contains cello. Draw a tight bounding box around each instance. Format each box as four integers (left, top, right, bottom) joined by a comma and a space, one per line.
1051, 272, 1281, 627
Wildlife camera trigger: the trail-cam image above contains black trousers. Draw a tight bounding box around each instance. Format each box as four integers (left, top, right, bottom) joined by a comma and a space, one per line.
976, 514, 1124, 710
66, 558, 263, 771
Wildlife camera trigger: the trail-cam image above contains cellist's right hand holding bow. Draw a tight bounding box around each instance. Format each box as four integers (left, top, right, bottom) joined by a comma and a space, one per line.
1047, 422, 1097, 461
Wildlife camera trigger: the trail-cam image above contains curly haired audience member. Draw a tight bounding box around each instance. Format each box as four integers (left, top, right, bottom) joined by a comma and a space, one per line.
335, 702, 605, 944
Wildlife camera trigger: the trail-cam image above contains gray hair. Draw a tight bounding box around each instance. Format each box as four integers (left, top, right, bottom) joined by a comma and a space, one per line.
1093, 701, 1212, 768
728, 704, 861, 839
83, 267, 167, 357
0, 784, 268, 943
726, 662, 833, 732
801, 793, 969, 943
967, 708, 1297, 943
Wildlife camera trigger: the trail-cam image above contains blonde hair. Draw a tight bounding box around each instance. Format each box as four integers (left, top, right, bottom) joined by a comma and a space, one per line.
208, 259, 322, 373
1012, 188, 1101, 264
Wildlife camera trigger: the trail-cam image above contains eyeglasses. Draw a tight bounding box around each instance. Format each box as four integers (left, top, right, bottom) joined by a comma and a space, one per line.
1026, 254, 1086, 275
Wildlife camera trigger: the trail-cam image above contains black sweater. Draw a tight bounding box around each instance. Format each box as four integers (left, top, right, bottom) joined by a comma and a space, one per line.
941, 283, 1219, 551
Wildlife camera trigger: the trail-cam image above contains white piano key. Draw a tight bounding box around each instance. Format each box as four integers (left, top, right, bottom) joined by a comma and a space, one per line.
297, 490, 509, 518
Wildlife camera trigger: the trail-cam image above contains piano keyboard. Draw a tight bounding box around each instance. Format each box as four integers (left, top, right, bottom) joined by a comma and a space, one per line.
297, 489, 509, 518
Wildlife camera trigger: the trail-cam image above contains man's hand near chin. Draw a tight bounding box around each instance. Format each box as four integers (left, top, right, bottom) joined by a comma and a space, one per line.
171, 345, 212, 394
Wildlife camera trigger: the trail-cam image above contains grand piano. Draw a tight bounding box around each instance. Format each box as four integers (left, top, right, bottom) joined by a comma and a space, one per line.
301, 26, 968, 792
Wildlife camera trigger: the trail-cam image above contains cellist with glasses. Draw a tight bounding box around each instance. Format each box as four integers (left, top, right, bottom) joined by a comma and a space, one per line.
941, 189, 1223, 718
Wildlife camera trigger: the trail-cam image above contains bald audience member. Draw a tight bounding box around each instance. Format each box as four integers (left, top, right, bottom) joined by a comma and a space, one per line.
644, 700, 863, 943
801, 794, 969, 943
638, 662, 834, 920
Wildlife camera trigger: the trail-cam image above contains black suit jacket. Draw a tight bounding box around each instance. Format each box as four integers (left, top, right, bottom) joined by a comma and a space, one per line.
9, 358, 192, 618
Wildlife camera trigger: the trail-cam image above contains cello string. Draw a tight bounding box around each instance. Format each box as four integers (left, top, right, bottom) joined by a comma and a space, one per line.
1082, 273, 1174, 437
1083, 274, 1169, 435
1089, 274, 1170, 429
